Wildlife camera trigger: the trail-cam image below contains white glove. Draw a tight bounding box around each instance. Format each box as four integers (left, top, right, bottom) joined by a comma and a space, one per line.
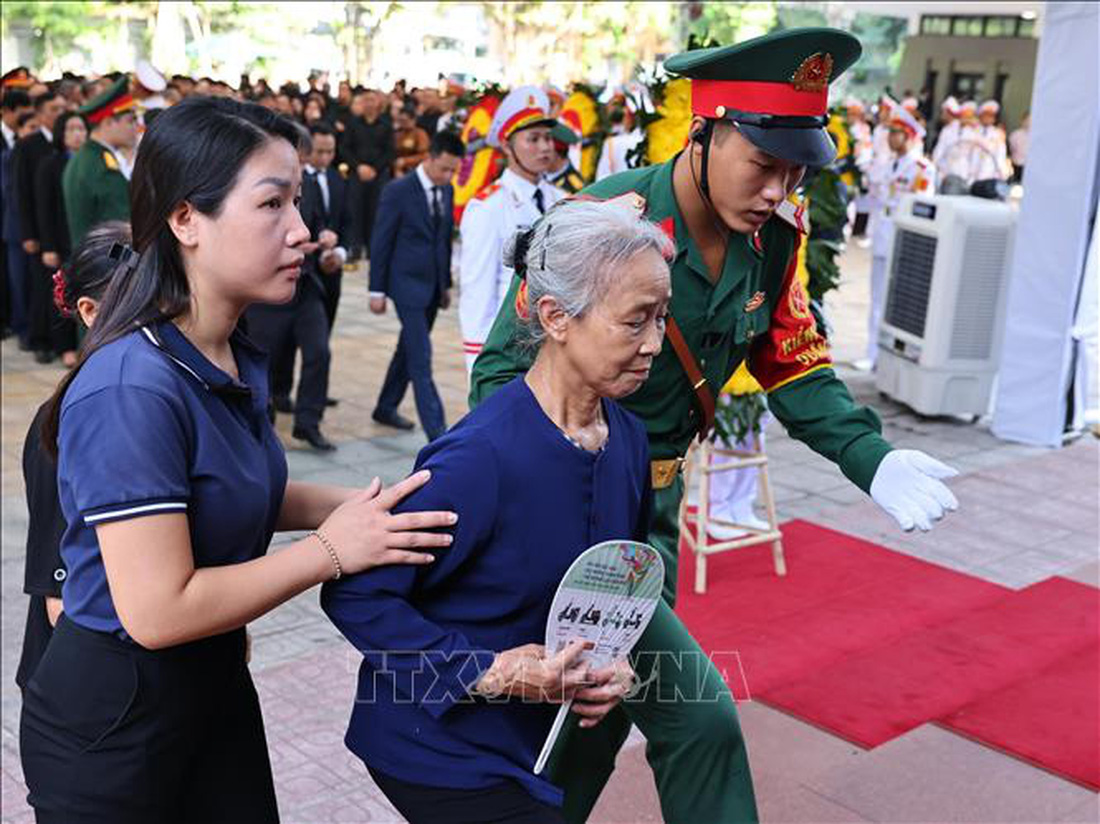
870, 450, 959, 532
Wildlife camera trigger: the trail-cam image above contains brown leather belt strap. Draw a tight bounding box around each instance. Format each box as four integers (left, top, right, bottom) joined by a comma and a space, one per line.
665, 316, 715, 441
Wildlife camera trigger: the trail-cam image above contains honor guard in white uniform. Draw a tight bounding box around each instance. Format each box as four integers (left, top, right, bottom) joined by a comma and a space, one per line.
864, 106, 936, 367
596, 93, 643, 181
134, 59, 168, 119
868, 97, 898, 186
932, 96, 961, 175
939, 100, 983, 183
458, 86, 562, 371
847, 98, 874, 235
973, 99, 1011, 181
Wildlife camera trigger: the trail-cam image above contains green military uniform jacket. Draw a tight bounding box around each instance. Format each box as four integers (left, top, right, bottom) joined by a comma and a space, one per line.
62, 138, 130, 247
470, 156, 893, 493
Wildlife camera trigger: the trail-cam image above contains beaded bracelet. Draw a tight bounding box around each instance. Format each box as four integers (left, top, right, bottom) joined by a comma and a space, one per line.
309, 529, 343, 580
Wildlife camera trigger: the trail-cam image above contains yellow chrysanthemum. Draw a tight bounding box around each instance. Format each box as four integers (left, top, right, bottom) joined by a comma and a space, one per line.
646, 77, 692, 165
827, 112, 856, 189
562, 90, 600, 181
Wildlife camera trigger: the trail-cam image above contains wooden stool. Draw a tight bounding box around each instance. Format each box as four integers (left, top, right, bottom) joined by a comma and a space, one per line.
678, 436, 786, 594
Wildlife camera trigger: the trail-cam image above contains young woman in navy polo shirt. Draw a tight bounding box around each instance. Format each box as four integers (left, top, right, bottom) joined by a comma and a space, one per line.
20, 96, 455, 824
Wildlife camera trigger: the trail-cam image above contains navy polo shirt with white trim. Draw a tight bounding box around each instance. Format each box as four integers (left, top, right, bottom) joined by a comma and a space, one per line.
56, 320, 288, 638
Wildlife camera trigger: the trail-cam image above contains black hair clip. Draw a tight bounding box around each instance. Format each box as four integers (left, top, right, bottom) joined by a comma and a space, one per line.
512, 226, 536, 280
108, 242, 140, 271
540, 223, 551, 271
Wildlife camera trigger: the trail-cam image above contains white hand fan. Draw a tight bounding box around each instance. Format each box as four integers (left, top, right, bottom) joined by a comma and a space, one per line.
532, 540, 664, 774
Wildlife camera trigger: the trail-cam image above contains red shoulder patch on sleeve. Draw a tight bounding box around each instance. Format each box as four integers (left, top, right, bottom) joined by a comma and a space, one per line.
748, 235, 832, 391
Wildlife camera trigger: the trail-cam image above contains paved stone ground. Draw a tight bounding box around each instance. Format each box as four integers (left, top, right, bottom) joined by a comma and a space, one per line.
2, 242, 1097, 823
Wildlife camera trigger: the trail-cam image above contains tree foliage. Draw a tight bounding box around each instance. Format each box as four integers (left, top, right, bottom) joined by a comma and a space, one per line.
1, 1, 139, 71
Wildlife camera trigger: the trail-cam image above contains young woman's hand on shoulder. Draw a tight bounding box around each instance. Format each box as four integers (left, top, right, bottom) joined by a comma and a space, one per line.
317, 470, 456, 575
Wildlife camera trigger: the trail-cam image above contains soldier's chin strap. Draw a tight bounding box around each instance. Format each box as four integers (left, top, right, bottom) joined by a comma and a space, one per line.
696, 118, 715, 201
508, 133, 543, 183
690, 119, 728, 240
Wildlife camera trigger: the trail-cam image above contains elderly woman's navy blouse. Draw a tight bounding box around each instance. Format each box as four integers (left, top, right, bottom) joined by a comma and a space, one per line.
322, 376, 652, 807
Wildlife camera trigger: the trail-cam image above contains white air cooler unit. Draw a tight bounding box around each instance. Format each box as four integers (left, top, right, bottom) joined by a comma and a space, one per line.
875, 194, 1017, 417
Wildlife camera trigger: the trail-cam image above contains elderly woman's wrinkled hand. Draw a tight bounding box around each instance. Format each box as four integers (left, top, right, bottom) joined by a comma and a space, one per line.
571, 658, 636, 728
477, 640, 594, 703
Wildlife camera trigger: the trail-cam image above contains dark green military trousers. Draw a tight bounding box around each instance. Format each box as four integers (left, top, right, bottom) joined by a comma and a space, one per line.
547, 477, 759, 824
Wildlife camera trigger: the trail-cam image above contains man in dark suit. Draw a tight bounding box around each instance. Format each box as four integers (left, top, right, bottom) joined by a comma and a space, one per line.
347, 89, 395, 258
306, 122, 352, 333
2, 87, 33, 344
13, 90, 66, 362
369, 130, 465, 441
246, 130, 336, 451
271, 121, 351, 412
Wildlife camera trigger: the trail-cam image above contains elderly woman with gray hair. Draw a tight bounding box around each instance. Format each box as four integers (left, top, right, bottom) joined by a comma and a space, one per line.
323, 198, 674, 823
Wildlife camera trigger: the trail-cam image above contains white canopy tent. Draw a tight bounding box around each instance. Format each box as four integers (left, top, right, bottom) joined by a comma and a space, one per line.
991, 1, 1100, 446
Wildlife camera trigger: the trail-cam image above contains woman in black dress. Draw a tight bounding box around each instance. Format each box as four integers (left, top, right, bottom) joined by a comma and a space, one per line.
17, 220, 127, 691
33, 110, 87, 364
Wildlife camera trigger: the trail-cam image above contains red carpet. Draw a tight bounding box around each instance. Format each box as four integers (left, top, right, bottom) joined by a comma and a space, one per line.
675, 520, 1100, 789
940, 645, 1100, 790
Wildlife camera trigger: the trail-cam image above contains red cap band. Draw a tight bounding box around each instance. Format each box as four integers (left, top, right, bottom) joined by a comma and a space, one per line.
889, 116, 919, 139
691, 79, 827, 119
86, 93, 135, 125
499, 107, 549, 141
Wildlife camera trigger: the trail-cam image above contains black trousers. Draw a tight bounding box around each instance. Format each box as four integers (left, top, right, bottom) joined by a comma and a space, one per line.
321, 268, 341, 334
271, 269, 342, 401
20, 616, 278, 824
5, 240, 29, 342
375, 301, 446, 440
270, 333, 297, 402
369, 766, 566, 824
361, 172, 390, 258
1, 240, 9, 331
25, 257, 75, 354
247, 293, 330, 431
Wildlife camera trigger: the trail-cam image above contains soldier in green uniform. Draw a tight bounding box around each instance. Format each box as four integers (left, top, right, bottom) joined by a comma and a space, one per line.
62, 77, 137, 247
547, 122, 586, 195
471, 29, 959, 824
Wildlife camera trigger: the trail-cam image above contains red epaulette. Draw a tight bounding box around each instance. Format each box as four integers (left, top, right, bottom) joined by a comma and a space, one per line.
775, 194, 809, 234
473, 182, 502, 202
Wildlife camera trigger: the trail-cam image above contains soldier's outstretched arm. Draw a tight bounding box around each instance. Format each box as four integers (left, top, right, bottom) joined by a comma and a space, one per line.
751, 239, 957, 532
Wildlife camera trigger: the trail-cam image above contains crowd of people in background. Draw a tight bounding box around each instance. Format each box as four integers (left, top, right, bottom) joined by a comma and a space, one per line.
1, 62, 648, 447
1, 66, 463, 364
2, 62, 1030, 435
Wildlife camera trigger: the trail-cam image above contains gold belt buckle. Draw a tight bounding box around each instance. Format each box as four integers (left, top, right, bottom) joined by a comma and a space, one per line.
651, 457, 685, 490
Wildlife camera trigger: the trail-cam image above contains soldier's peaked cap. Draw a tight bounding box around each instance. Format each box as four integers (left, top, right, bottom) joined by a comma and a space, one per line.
488, 86, 556, 149
78, 77, 135, 125
665, 27, 862, 167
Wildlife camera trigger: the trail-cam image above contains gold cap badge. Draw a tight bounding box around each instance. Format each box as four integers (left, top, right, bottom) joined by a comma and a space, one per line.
791, 53, 833, 93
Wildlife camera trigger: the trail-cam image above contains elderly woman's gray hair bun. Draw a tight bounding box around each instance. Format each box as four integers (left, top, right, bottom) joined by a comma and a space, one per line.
508, 198, 674, 348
